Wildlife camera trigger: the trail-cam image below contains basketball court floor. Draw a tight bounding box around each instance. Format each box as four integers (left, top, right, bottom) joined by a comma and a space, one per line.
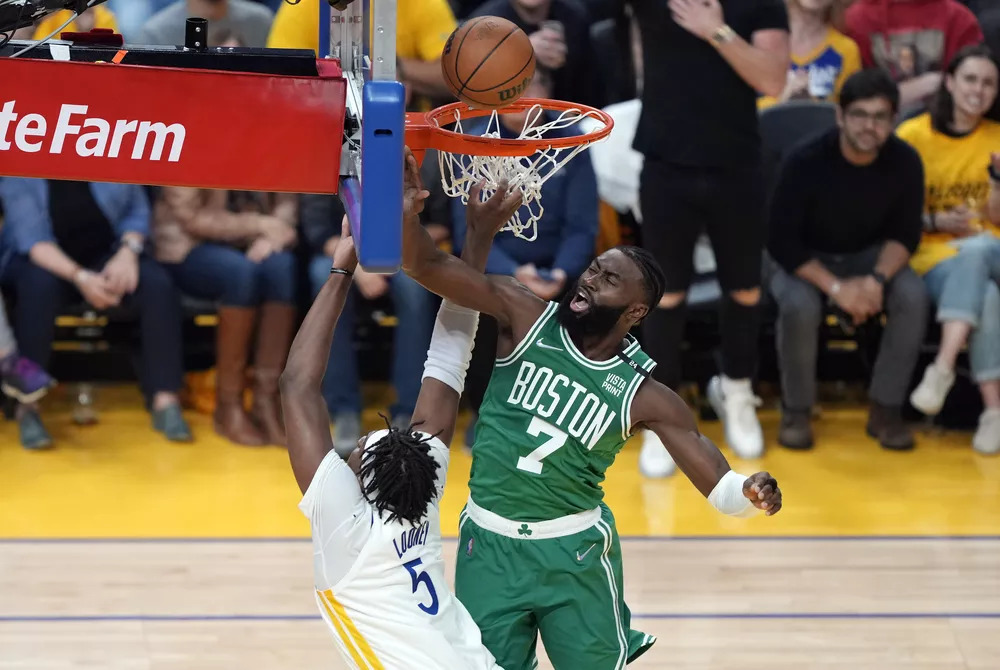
2, 385, 998, 669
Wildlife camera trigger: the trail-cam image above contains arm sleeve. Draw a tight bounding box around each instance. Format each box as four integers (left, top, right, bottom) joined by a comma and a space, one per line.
751, 0, 789, 32
552, 152, 599, 278
885, 146, 926, 253
0, 178, 54, 253
114, 185, 152, 237
766, 153, 815, 273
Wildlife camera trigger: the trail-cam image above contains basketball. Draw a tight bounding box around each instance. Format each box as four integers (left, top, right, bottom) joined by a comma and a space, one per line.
441, 16, 536, 110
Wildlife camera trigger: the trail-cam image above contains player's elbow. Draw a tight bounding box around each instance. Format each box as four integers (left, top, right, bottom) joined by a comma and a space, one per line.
278, 367, 313, 397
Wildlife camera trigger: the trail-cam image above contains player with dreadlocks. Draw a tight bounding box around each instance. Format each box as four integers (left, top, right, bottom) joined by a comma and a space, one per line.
279, 182, 523, 670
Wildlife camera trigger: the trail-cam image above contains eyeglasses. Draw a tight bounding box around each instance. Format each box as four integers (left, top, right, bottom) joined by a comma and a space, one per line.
845, 108, 894, 125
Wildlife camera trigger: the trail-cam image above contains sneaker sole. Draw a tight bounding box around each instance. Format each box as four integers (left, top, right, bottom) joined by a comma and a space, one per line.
2, 381, 55, 405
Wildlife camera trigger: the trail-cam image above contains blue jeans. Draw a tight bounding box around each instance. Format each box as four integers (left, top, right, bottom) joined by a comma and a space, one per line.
307, 255, 437, 417
924, 236, 1000, 383
166, 243, 296, 307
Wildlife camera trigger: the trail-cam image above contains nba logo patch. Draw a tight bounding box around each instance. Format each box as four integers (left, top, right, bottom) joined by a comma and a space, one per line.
466, 538, 474, 557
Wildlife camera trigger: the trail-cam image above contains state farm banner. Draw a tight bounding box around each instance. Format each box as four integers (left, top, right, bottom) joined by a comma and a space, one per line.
0, 58, 345, 193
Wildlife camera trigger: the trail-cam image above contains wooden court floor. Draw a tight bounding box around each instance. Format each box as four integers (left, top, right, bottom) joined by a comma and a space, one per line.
1, 385, 998, 669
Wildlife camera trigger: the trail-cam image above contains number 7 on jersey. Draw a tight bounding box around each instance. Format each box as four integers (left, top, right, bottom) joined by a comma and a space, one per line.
517, 416, 568, 474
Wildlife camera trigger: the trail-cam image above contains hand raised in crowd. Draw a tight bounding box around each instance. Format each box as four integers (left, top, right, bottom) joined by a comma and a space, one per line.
101, 245, 139, 296
75, 269, 122, 311
668, 0, 725, 41
529, 25, 567, 70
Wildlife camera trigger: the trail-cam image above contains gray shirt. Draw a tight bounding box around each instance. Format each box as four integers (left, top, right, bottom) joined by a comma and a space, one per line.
136, 0, 274, 48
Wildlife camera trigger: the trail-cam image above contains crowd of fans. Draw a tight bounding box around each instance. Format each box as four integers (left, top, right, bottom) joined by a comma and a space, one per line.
2, 0, 999, 471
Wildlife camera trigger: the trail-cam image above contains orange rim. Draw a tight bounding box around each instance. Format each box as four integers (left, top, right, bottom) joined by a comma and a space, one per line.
405, 97, 614, 158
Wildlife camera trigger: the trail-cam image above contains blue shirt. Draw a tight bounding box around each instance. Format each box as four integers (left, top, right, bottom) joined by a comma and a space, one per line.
0, 179, 150, 276
449, 118, 598, 279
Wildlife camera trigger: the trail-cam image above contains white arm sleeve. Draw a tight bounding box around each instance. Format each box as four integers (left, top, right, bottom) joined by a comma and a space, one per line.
707, 470, 758, 518
421, 300, 480, 394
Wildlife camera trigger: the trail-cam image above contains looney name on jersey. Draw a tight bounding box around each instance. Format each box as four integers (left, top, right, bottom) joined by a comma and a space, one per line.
393, 520, 430, 559
506, 361, 617, 450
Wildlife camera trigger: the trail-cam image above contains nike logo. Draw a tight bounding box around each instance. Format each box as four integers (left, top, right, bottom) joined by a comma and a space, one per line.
576, 543, 597, 561
537, 338, 562, 351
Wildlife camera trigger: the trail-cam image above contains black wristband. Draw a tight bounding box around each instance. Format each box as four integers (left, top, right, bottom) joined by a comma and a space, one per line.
871, 271, 887, 286
988, 163, 1000, 183
330, 267, 353, 276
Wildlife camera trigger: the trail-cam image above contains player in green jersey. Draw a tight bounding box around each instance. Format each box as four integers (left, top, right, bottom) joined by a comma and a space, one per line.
400, 149, 783, 670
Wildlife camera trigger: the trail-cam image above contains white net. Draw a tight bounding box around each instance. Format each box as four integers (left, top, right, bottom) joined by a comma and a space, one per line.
436, 103, 608, 241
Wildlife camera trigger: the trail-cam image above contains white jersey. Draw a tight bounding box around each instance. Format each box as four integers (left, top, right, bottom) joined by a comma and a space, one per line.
299, 434, 502, 670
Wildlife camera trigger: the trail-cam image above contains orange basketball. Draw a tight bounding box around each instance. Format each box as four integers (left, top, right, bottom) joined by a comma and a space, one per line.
441, 16, 536, 110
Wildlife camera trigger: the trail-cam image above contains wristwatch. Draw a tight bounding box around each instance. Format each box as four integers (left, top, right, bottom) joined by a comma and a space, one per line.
710, 24, 736, 47
871, 271, 887, 286
121, 237, 145, 255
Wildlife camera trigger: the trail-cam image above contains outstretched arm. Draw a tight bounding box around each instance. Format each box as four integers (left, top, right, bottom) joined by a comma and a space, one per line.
401, 149, 546, 331
631, 380, 782, 516
279, 218, 358, 494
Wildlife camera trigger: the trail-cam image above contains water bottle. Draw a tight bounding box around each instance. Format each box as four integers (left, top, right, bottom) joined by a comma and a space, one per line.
72, 383, 99, 425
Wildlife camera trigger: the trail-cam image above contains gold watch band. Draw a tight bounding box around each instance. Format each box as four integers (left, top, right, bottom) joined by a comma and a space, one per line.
710, 24, 736, 47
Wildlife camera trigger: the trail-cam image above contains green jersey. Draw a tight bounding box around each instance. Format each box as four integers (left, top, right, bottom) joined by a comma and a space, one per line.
469, 301, 657, 521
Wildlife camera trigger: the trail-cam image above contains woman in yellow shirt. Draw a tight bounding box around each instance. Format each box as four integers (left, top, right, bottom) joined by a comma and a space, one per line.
758, 0, 861, 108
896, 45, 1000, 455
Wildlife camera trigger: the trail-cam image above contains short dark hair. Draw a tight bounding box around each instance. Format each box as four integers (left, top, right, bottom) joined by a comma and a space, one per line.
358, 416, 440, 526
930, 44, 997, 133
616, 245, 665, 312
839, 68, 900, 114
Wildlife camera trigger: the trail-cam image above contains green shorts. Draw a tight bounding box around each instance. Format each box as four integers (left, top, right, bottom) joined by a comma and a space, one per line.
455, 501, 655, 670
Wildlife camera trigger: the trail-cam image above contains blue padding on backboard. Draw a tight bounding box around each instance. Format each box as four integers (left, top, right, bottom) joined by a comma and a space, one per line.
359, 80, 405, 273
318, 0, 330, 58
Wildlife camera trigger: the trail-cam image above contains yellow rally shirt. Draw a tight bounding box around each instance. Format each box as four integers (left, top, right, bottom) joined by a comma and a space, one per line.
897, 113, 1000, 275
759, 28, 861, 109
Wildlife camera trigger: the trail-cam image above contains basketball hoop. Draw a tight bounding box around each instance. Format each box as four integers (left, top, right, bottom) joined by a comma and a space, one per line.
406, 98, 614, 242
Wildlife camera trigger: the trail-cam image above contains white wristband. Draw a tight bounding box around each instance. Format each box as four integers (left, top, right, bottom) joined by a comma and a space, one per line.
421, 300, 480, 394
707, 470, 757, 517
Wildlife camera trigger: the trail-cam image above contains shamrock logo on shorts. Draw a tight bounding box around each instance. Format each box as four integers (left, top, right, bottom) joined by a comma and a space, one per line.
517, 523, 532, 536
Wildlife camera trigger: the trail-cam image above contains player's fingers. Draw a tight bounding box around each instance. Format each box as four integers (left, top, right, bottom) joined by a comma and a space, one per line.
755, 484, 773, 501
765, 500, 782, 516
469, 180, 485, 205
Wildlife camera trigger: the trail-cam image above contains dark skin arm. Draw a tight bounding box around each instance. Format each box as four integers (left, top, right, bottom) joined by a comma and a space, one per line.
631, 379, 783, 515
279, 218, 358, 495
400, 148, 547, 359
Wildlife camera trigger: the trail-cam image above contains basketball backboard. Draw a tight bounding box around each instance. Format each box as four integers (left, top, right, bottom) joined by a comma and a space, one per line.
322, 0, 405, 273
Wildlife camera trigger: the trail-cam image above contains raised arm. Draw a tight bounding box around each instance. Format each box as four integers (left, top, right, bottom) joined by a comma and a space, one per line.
279, 218, 357, 494
631, 379, 782, 516
401, 148, 547, 332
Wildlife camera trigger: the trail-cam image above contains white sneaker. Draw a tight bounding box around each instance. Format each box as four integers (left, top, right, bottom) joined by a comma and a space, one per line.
707, 375, 764, 459
909, 363, 956, 416
973, 408, 1000, 455
638, 429, 676, 478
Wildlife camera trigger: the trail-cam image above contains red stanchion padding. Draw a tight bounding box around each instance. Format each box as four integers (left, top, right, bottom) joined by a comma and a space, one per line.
0, 58, 346, 193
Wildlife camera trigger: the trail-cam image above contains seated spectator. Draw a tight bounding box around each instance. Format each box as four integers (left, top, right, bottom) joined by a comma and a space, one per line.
0, 179, 191, 449
451, 70, 598, 443
766, 69, 928, 451
152, 188, 297, 447
300, 176, 446, 455
845, 0, 983, 114
33, 4, 118, 40
137, 0, 274, 47
759, 0, 861, 108
0, 296, 55, 405
469, 0, 599, 107
266, 0, 457, 107
897, 45, 1000, 454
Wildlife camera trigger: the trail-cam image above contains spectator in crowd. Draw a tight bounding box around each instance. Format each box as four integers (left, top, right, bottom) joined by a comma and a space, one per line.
266, 0, 457, 106
0, 297, 55, 405
32, 4, 119, 40
450, 69, 598, 444
767, 69, 928, 451
299, 184, 445, 456
845, 0, 983, 114
469, 0, 599, 107
759, 0, 861, 108
0, 179, 191, 449
152, 187, 298, 447
590, 0, 643, 108
897, 45, 1000, 454
631, 0, 789, 477
138, 0, 274, 47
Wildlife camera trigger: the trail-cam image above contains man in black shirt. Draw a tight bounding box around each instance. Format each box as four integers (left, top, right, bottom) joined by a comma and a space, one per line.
632, 0, 790, 477
767, 69, 928, 451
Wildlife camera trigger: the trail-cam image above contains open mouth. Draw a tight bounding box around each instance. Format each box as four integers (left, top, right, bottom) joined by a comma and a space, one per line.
570, 288, 591, 314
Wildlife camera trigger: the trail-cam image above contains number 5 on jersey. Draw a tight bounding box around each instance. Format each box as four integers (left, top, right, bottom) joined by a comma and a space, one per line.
517, 416, 568, 474
403, 558, 439, 615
